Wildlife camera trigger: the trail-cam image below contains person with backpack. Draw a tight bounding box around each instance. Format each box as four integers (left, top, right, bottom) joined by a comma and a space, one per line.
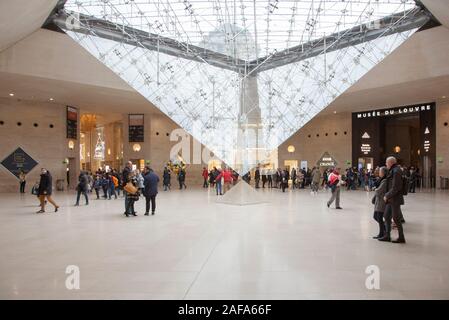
327, 168, 343, 210
378, 156, 406, 244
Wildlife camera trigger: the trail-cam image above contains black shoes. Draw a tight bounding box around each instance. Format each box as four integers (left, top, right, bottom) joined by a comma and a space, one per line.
55, 206, 59, 212
36, 210, 45, 213
152, 212, 155, 215
336, 207, 343, 210
74, 204, 79, 206
144, 213, 149, 216
327, 203, 330, 208
378, 236, 391, 242
392, 238, 406, 244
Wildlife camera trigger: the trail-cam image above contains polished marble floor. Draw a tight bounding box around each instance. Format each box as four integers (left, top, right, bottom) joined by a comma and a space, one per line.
0, 186, 448, 300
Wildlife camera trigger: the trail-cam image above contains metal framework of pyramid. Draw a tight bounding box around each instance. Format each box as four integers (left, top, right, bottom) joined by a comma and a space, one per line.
50, 0, 431, 174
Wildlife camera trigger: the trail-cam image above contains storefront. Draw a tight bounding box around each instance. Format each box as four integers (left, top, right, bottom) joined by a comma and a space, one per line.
352, 102, 436, 188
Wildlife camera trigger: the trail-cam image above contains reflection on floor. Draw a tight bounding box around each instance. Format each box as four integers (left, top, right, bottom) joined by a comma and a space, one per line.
0, 187, 448, 300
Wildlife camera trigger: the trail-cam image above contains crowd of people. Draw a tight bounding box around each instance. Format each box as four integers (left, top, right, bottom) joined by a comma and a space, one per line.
25, 156, 413, 243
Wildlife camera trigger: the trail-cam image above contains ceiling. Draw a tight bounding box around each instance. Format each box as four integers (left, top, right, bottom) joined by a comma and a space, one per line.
0, 0, 57, 52
0, 1, 448, 123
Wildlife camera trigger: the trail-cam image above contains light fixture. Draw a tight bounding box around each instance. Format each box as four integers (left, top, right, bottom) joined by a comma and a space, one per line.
49, 98, 54, 101
333, 111, 337, 114
287, 145, 295, 153
9, 93, 14, 97
68, 140, 75, 150
133, 143, 141, 152
394, 146, 401, 153
107, 148, 111, 155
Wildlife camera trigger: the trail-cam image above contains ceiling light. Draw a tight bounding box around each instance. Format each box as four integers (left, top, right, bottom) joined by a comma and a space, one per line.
9, 93, 14, 97
333, 111, 337, 114
49, 98, 54, 101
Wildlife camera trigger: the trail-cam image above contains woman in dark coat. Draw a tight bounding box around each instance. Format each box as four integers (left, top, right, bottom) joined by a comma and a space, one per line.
124, 174, 139, 217
163, 167, 171, 191
75, 171, 89, 206
372, 167, 388, 239
37, 168, 59, 213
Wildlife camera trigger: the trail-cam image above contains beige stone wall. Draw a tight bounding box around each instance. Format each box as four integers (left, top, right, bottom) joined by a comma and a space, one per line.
436, 101, 449, 178
278, 112, 352, 170
122, 113, 212, 186
0, 98, 80, 192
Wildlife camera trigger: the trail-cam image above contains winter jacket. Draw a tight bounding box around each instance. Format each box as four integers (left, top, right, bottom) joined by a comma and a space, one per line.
374, 178, 387, 212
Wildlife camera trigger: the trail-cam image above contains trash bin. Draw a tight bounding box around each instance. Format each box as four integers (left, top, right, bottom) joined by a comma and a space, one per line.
56, 179, 65, 191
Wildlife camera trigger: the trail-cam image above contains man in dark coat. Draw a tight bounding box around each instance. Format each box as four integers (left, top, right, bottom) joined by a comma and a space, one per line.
143, 166, 160, 216
75, 171, 89, 206
379, 156, 406, 243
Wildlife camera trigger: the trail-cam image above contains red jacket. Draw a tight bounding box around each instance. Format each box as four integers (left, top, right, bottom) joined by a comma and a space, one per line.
216, 170, 233, 183
202, 169, 209, 179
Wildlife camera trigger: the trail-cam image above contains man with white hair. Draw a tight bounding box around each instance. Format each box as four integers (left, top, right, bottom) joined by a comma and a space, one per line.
379, 156, 406, 243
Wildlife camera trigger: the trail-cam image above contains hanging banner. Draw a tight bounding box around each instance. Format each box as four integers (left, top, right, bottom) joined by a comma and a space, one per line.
66, 106, 78, 139
129, 114, 144, 142
1, 147, 39, 179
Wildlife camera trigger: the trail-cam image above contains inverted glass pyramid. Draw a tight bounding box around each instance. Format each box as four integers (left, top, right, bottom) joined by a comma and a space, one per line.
59, 0, 426, 173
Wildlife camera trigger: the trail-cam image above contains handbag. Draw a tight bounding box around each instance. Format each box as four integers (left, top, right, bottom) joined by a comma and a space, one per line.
124, 182, 138, 194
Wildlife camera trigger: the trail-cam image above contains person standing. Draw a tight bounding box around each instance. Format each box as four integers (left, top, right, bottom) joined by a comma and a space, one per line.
255, 167, 261, 189
372, 167, 388, 239
327, 168, 343, 210
19, 170, 27, 194
280, 169, 289, 192
36, 168, 59, 213
163, 166, 171, 191
122, 161, 133, 215
108, 173, 118, 200
291, 167, 297, 189
409, 167, 417, 193
215, 168, 223, 195
379, 157, 406, 243
202, 167, 209, 188
75, 171, 89, 206
178, 168, 187, 189
124, 173, 139, 217
143, 166, 160, 216
261, 169, 267, 188
267, 169, 273, 188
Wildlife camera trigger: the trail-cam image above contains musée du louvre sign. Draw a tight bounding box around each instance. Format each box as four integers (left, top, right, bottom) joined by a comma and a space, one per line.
356, 104, 432, 119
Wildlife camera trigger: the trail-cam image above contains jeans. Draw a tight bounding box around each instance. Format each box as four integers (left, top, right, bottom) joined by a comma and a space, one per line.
327, 187, 340, 208
124, 190, 130, 213
108, 184, 117, 199
125, 199, 135, 215
216, 181, 222, 195
76, 189, 89, 205
145, 195, 156, 214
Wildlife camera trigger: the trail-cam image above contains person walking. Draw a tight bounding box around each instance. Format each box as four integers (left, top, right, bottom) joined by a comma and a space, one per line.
327, 168, 343, 210
202, 167, 209, 188
163, 166, 171, 191
280, 169, 289, 192
19, 170, 27, 194
36, 168, 59, 213
379, 157, 406, 243
143, 166, 160, 216
216, 167, 234, 194
75, 171, 89, 206
261, 169, 267, 188
372, 167, 388, 239
93, 174, 102, 199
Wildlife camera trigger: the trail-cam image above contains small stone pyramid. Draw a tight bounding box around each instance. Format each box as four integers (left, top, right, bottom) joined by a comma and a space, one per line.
216, 180, 268, 206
